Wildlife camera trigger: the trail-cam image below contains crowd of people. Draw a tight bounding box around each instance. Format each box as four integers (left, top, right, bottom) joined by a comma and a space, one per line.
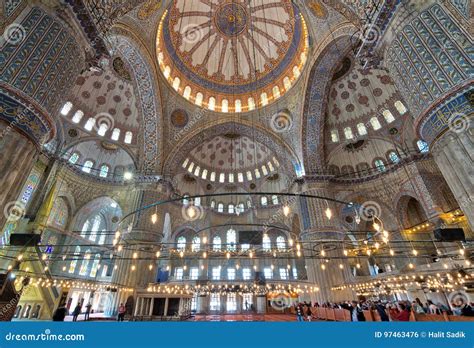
294, 298, 474, 322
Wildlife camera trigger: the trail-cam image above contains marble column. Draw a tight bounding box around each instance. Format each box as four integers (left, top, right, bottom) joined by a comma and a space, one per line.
431, 129, 474, 232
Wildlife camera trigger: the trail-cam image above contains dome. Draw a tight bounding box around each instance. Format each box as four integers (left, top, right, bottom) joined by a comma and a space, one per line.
181, 134, 280, 183
157, 0, 309, 112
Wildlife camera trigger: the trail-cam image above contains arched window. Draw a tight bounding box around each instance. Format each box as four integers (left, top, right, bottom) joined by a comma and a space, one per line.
344, 127, 354, 140
388, 151, 400, 163
124, 131, 133, 144
370, 117, 382, 130
195, 92, 203, 106
177, 236, 186, 250
261, 165, 268, 176
69, 246, 81, 273
210, 200, 216, 209
331, 130, 339, 143
417, 140, 429, 153
79, 250, 91, 276
272, 195, 279, 205
227, 229, 236, 251
90, 215, 101, 242
208, 97, 216, 111
382, 110, 395, 123
228, 204, 235, 214
219, 173, 225, 183
213, 236, 221, 251
194, 166, 200, 176
210, 172, 216, 182
84, 117, 95, 131
262, 234, 271, 251
276, 236, 286, 251
273, 86, 281, 99
394, 101, 407, 115
163, 66, 171, 78
82, 161, 94, 173
374, 159, 386, 172
72, 110, 84, 123
283, 76, 291, 90
237, 203, 245, 214
248, 97, 255, 111
97, 122, 109, 136
69, 152, 79, 164
192, 236, 200, 252
237, 173, 244, 183
98, 229, 106, 245
222, 99, 229, 113
194, 197, 201, 206
201, 169, 208, 180
81, 220, 90, 238
217, 203, 224, 213
357, 123, 367, 136
293, 66, 300, 78
183, 86, 191, 100
99, 165, 109, 178
261, 196, 268, 206
60, 102, 73, 116
255, 168, 261, 179
260, 92, 268, 106
246, 171, 253, 181
235, 99, 242, 113
228, 173, 234, 183
89, 254, 100, 277
182, 194, 189, 205
111, 128, 121, 141
172, 77, 180, 91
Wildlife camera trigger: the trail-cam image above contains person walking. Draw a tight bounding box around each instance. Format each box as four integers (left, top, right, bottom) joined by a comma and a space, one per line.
296, 304, 304, 322
118, 303, 126, 322
52, 303, 67, 321
85, 303, 92, 321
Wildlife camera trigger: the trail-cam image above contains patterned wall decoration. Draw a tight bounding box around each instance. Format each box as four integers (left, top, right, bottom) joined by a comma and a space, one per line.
115, 35, 161, 173
386, 3, 473, 122
306, 0, 329, 19
302, 35, 352, 174
138, 0, 162, 20
449, 0, 470, 18
418, 84, 473, 144
0, 6, 83, 143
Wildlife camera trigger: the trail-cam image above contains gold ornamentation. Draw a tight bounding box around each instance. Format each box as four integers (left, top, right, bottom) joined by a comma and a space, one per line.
138, 0, 162, 20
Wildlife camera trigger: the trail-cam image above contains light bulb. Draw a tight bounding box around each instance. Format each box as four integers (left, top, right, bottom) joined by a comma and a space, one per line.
226, 252, 230, 259
375, 242, 380, 249
459, 248, 465, 255
356, 263, 361, 269
17, 254, 23, 261
390, 249, 395, 256
187, 206, 197, 219
373, 222, 380, 232
148, 264, 153, 271
325, 207, 332, 220
131, 265, 136, 271
156, 251, 160, 258
408, 263, 414, 269
249, 251, 253, 258
180, 251, 184, 258
339, 264, 344, 269
283, 205, 291, 217
124, 172, 133, 180
297, 250, 301, 257
321, 250, 326, 257
343, 249, 348, 256
383, 230, 389, 237
151, 213, 158, 224
202, 236, 207, 244
133, 252, 138, 259
288, 239, 294, 247
203, 251, 207, 258
321, 264, 326, 270
412, 249, 418, 256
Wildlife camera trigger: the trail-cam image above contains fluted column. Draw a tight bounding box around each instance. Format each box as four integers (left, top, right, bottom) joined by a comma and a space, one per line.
431, 129, 474, 232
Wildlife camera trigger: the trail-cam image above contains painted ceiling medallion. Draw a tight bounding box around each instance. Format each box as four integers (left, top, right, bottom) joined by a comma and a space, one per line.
157, 0, 309, 113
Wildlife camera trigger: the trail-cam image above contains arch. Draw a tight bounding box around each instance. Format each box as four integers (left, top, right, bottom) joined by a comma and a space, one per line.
396, 195, 429, 229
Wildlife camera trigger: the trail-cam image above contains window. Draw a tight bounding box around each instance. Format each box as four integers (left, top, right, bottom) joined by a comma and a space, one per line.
243, 268, 251, 280
101, 265, 108, 277
344, 127, 354, 140
383, 110, 395, 123
268, 161, 275, 172
195, 93, 203, 106
81, 220, 90, 238
72, 110, 84, 123
99, 165, 109, 178
60, 102, 73, 116
111, 128, 121, 141
175, 267, 184, 280
237, 173, 244, 183
227, 229, 236, 251
213, 236, 221, 251
374, 159, 386, 172
228, 204, 235, 214
222, 99, 228, 113
177, 236, 186, 251
293, 267, 298, 279
219, 173, 225, 183
187, 163, 194, 173
255, 169, 261, 179
79, 250, 91, 276
210, 293, 220, 311
262, 165, 268, 176
124, 131, 133, 144
417, 140, 429, 153
279, 268, 289, 280
273, 86, 281, 99
97, 122, 109, 136
192, 236, 200, 252
271, 195, 279, 205
194, 166, 200, 176
227, 268, 235, 280
89, 254, 100, 277
241, 243, 250, 251
82, 161, 93, 173
84, 117, 95, 131
237, 203, 245, 214
370, 117, 382, 130
98, 229, 106, 245
264, 267, 272, 279
183, 86, 191, 100
69, 246, 81, 273
227, 293, 237, 311
69, 153, 79, 164
235, 99, 242, 113
262, 234, 271, 251
243, 293, 253, 309
276, 236, 286, 251
208, 97, 216, 111
395, 101, 407, 115
212, 267, 221, 280
191, 296, 197, 311
194, 197, 201, 206
210, 172, 216, 182
248, 97, 255, 111
260, 92, 268, 106
331, 130, 339, 143
283, 76, 291, 90
260, 196, 268, 206
201, 169, 208, 180
217, 203, 224, 213
190, 267, 199, 280
182, 195, 189, 205
172, 77, 180, 91
228, 173, 234, 183
210, 200, 216, 209
388, 151, 400, 163
246, 171, 253, 181
357, 123, 367, 136
89, 215, 101, 242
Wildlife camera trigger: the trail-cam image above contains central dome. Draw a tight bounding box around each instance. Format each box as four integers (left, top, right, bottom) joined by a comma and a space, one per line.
157, 0, 308, 112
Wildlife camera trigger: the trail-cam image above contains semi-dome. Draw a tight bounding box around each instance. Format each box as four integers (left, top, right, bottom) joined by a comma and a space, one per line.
156, 0, 309, 112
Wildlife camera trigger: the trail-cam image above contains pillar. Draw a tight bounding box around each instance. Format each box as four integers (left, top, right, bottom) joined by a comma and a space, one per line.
256, 295, 266, 314
196, 295, 208, 314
